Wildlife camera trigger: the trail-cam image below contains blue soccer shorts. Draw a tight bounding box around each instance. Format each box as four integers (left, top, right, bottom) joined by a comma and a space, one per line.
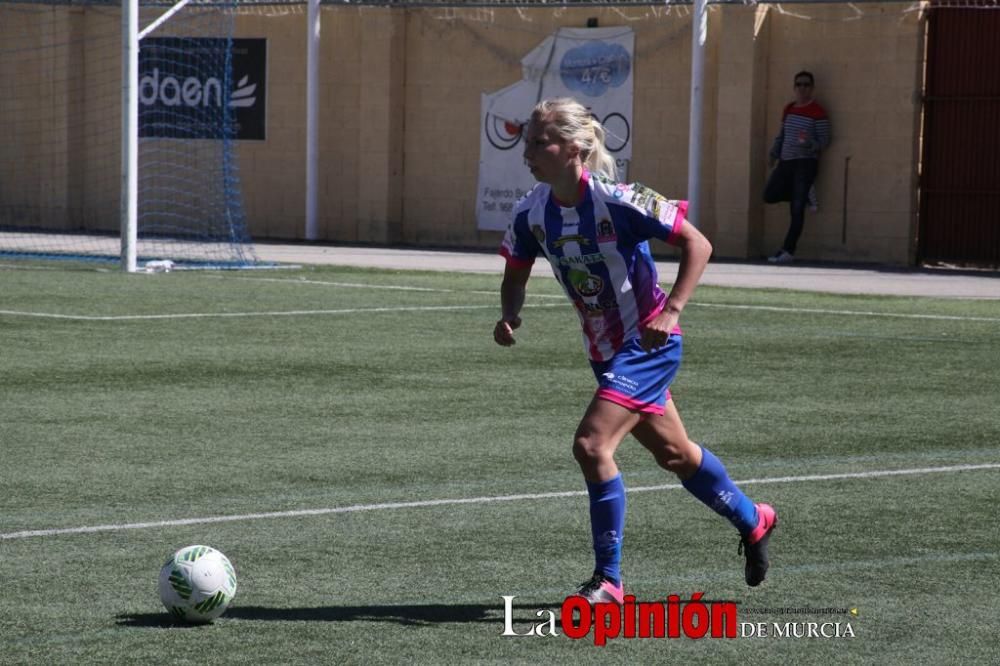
589, 334, 683, 416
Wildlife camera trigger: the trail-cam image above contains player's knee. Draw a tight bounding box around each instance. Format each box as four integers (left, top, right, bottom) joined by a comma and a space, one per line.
572, 432, 607, 466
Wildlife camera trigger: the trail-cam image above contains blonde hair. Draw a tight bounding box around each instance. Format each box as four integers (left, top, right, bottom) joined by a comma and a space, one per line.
531, 97, 618, 181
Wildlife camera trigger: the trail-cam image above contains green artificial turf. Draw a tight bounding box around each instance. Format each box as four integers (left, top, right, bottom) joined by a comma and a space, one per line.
1, 263, 998, 664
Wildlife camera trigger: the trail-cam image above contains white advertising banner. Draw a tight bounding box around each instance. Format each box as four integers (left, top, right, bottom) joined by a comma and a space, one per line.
476, 27, 635, 231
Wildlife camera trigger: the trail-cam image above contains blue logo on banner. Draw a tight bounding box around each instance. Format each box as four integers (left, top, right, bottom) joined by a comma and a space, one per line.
560, 42, 631, 97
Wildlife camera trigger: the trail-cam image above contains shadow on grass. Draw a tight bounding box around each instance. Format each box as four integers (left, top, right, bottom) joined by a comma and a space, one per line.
118, 601, 552, 627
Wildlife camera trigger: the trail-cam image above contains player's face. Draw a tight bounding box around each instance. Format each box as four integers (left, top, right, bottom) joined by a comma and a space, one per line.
522, 117, 578, 184
794, 77, 814, 104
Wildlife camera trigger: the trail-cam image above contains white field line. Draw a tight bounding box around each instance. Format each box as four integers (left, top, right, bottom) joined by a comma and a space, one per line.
0, 303, 565, 321
219, 277, 461, 292
213, 275, 564, 299
691, 301, 1000, 323
2, 463, 997, 541
3, 285, 999, 322
196, 275, 1000, 323
0, 262, 65, 271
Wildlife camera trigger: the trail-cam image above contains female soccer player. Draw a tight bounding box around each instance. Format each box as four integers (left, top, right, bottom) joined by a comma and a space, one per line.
494, 98, 777, 603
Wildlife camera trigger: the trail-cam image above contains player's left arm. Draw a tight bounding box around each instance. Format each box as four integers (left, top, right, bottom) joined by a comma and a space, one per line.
640, 220, 713, 351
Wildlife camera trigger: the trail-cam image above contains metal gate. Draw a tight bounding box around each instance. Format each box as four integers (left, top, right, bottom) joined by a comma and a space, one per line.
918, 7, 1000, 267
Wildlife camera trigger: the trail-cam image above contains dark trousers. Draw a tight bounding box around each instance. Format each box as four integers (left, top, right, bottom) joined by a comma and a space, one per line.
764, 158, 818, 254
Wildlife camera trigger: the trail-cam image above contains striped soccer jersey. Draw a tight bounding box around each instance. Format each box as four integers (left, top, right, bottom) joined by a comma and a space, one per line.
500, 170, 687, 362
770, 100, 831, 161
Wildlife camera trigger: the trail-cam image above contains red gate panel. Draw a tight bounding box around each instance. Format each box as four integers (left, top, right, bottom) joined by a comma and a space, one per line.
919, 7, 1000, 266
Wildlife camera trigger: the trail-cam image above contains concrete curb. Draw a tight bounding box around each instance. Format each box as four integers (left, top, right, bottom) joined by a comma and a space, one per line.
254, 243, 1000, 300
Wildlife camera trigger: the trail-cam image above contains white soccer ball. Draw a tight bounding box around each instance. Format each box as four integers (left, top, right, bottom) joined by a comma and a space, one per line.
158, 545, 238, 623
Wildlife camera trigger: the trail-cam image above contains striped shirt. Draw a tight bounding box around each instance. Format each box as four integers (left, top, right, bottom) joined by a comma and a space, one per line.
499, 170, 686, 362
770, 100, 831, 161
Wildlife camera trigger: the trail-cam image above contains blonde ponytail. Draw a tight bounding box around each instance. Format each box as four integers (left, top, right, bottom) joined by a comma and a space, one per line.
531, 97, 619, 181
586, 120, 618, 181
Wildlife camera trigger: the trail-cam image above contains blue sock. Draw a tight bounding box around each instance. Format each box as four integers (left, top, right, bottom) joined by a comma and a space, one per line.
586, 474, 626, 584
681, 446, 758, 535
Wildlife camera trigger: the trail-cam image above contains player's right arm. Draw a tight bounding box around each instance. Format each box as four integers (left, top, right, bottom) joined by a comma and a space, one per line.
495, 261, 531, 346
496, 194, 542, 347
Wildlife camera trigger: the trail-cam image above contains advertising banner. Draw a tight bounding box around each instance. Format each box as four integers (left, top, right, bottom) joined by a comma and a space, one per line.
477, 27, 634, 231
139, 37, 266, 141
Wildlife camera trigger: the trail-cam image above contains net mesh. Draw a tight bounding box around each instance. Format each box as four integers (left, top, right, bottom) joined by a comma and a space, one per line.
0, 0, 994, 269
0, 0, 259, 268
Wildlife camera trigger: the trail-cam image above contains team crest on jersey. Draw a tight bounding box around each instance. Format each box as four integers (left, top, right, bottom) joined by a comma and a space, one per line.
567, 267, 604, 298
531, 224, 545, 245
554, 234, 591, 249
596, 218, 616, 243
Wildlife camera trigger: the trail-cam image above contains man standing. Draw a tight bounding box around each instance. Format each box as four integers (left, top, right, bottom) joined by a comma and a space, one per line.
764, 71, 831, 264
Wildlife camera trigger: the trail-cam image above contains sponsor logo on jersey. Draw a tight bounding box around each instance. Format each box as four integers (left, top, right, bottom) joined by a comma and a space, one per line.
558, 253, 606, 267
612, 183, 631, 199
629, 183, 659, 209
577, 298, 619, 317
656, 199, 678, 225
598, 293, 619, 310
554, 234, 590, 248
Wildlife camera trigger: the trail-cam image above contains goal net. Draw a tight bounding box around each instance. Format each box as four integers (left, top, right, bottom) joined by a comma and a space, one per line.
0, 0, 259, 268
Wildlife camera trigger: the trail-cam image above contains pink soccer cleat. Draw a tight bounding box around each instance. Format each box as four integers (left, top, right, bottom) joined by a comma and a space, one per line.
573, 573, 625, 604
740, 503, 778, 587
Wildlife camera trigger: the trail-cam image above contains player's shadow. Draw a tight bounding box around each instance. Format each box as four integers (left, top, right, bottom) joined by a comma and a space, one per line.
118, 601, 550, 627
